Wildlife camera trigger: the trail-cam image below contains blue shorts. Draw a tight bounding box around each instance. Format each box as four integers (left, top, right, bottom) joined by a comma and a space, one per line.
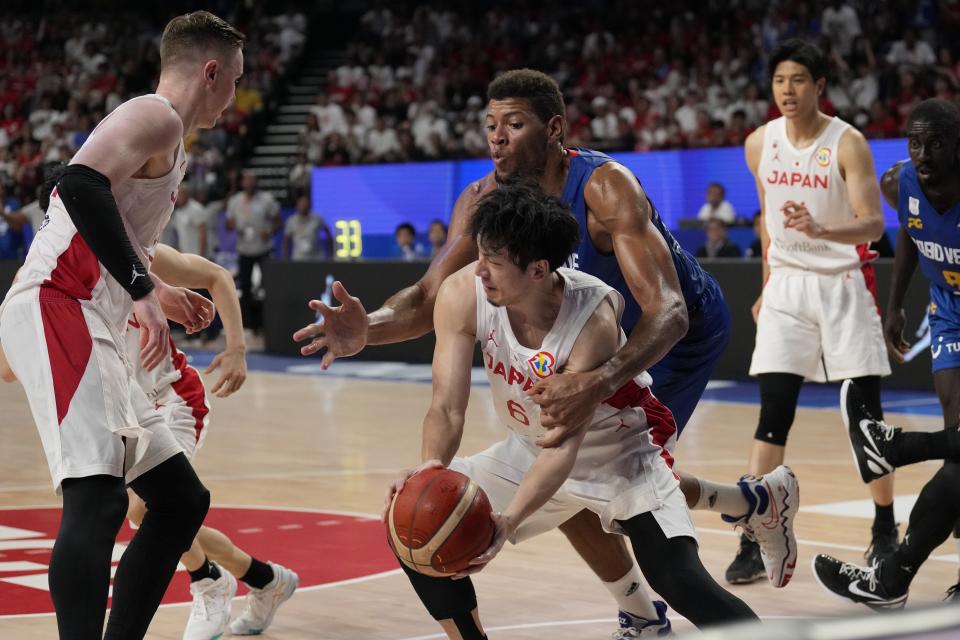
648, 280, 731, 434
929, 284, 960, 373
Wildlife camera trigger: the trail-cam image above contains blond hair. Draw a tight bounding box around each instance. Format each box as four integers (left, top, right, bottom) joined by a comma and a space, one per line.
160, 11, 245, 70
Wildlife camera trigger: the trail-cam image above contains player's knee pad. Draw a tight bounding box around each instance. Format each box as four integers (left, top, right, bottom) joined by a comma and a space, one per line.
129, 454, 210, 550
754, 373, 804, 446
401, 563, 478, 621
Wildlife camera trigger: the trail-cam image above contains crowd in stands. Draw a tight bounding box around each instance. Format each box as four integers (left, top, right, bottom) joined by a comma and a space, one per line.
298, 0, 958, 166
0, 5, 307, 259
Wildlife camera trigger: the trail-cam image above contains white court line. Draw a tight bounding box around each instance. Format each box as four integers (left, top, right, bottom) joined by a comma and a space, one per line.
396, 615, 809, 640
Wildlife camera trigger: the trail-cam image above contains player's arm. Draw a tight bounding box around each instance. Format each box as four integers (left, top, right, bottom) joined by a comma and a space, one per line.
881, 162, 919, 362
420, 267, 477, 465
745, 127, 770, 322
294, 176, 490, 363
463, 297, 618, 575
504, 297, 618, 528
58, 100, 191, 369
368, 179, 488, 345
151, 243, 247, 395
530, 163, 687, 440
795, 128, 885, 244
586, 165, 688, 393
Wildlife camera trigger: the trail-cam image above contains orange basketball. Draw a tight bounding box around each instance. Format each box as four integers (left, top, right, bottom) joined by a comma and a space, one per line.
386, 467, 496, 577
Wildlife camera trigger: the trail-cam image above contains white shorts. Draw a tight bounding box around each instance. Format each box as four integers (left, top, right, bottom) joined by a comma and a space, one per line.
750, 268, 891, 382
152, 371, 210, 460
0, 288, 183, 493
450, 435, 695, 545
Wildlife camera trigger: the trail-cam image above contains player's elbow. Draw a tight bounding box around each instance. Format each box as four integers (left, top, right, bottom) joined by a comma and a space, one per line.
665, 297, 689, 343
866, 215, 886, 242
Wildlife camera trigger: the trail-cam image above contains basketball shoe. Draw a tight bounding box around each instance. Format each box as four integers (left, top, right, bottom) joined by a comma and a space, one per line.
723, 465, 799, 588
865, 521, 899, 566
184, 565, 236, 640
229, 562, 299, 635
613, 600, 672, 638
725, 536, 765, 584
812, 554, 908, 610
841, 379, 899, 482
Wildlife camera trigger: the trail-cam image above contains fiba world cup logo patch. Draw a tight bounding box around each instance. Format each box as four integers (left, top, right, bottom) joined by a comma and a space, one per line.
815, 147, 831, 167
528, 351, 556, 378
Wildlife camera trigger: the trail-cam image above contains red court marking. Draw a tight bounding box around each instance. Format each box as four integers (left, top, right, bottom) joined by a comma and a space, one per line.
0, 506, 398, 617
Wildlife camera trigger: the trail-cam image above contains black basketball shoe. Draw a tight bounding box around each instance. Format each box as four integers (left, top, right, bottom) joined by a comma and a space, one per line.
813, 554, 907, 610
841, 379, 900, 482
725, 535, 765, 585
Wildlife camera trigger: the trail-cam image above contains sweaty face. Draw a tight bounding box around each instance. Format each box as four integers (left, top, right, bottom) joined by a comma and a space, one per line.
771, 61, 823, 119
907, 120, 959, 188
486, 99, 552, 180
474, 242, 529, 308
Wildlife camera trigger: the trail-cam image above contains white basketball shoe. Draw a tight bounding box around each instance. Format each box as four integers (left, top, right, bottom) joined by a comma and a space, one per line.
229, 562, 300, 636
724, 465, 799, 588
183, 565, 236, 640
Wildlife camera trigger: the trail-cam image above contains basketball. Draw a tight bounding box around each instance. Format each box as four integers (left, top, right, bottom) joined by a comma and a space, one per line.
386, 467, 496, 577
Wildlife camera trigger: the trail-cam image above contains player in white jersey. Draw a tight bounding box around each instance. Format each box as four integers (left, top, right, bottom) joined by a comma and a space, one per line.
728, 38, 893, 584
121, 244, 298, 639
384, 183, 756, 640
0, 11, 244, 639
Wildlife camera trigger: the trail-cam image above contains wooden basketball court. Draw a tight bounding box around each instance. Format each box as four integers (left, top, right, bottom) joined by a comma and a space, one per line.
0, 361, 954, 639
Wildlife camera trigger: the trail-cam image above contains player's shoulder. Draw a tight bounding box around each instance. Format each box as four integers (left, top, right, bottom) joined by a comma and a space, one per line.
745, 124, 767, 147
438, 262, 477, 296
568, 294, 620, 370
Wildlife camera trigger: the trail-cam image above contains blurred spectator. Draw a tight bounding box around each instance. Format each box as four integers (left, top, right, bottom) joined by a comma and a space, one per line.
225, 171, 281, 334
821, 1, 861, 57
394, 222, 426, 261
366, 116, 401, 162
171, 183, 209, 257
427, 219, 447, 257
696, 183, 736, 224
886, 29, 936, 68
746, 211, 763, 258
282, 194, 333, 261
696, 219, 742, 259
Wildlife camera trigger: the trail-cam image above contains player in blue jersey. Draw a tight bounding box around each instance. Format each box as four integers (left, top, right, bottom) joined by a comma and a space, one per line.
295, 69, 794, 636
814, 99, 960, 608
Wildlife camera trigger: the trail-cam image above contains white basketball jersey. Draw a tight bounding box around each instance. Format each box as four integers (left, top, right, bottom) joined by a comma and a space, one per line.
759, 116, 867, 274
476, 268, 674, 498
3, 94, 187, 335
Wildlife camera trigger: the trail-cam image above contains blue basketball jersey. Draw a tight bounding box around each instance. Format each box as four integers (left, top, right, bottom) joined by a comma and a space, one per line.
898, 161, 960, 294
559, 147, 712, 333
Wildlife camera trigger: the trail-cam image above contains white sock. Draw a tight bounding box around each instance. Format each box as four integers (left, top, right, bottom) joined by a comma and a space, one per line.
692, 477, 751, 519
603, 563, 658, 621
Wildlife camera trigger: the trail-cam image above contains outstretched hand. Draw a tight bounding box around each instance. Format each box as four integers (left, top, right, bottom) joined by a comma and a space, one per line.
292, 281, 369, 368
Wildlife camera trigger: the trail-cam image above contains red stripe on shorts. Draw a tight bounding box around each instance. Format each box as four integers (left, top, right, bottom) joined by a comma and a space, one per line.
857, 243, 880, 314
170, 365, 209, 443
42, 232, 101, 300
39, 287, 93, 424
603, 380, 678, 474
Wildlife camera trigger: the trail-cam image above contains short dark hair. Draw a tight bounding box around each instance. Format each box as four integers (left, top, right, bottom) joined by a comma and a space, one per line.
429, 219, 447, 231
160, 11, 245, 70
39, 161, 66, 212
469, 179, 579, 272
768, 39, 827, 82
907, 98, 960, 135
487, 69, 565, 124
708, 182, 725, 194
395, 222, 415, 235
